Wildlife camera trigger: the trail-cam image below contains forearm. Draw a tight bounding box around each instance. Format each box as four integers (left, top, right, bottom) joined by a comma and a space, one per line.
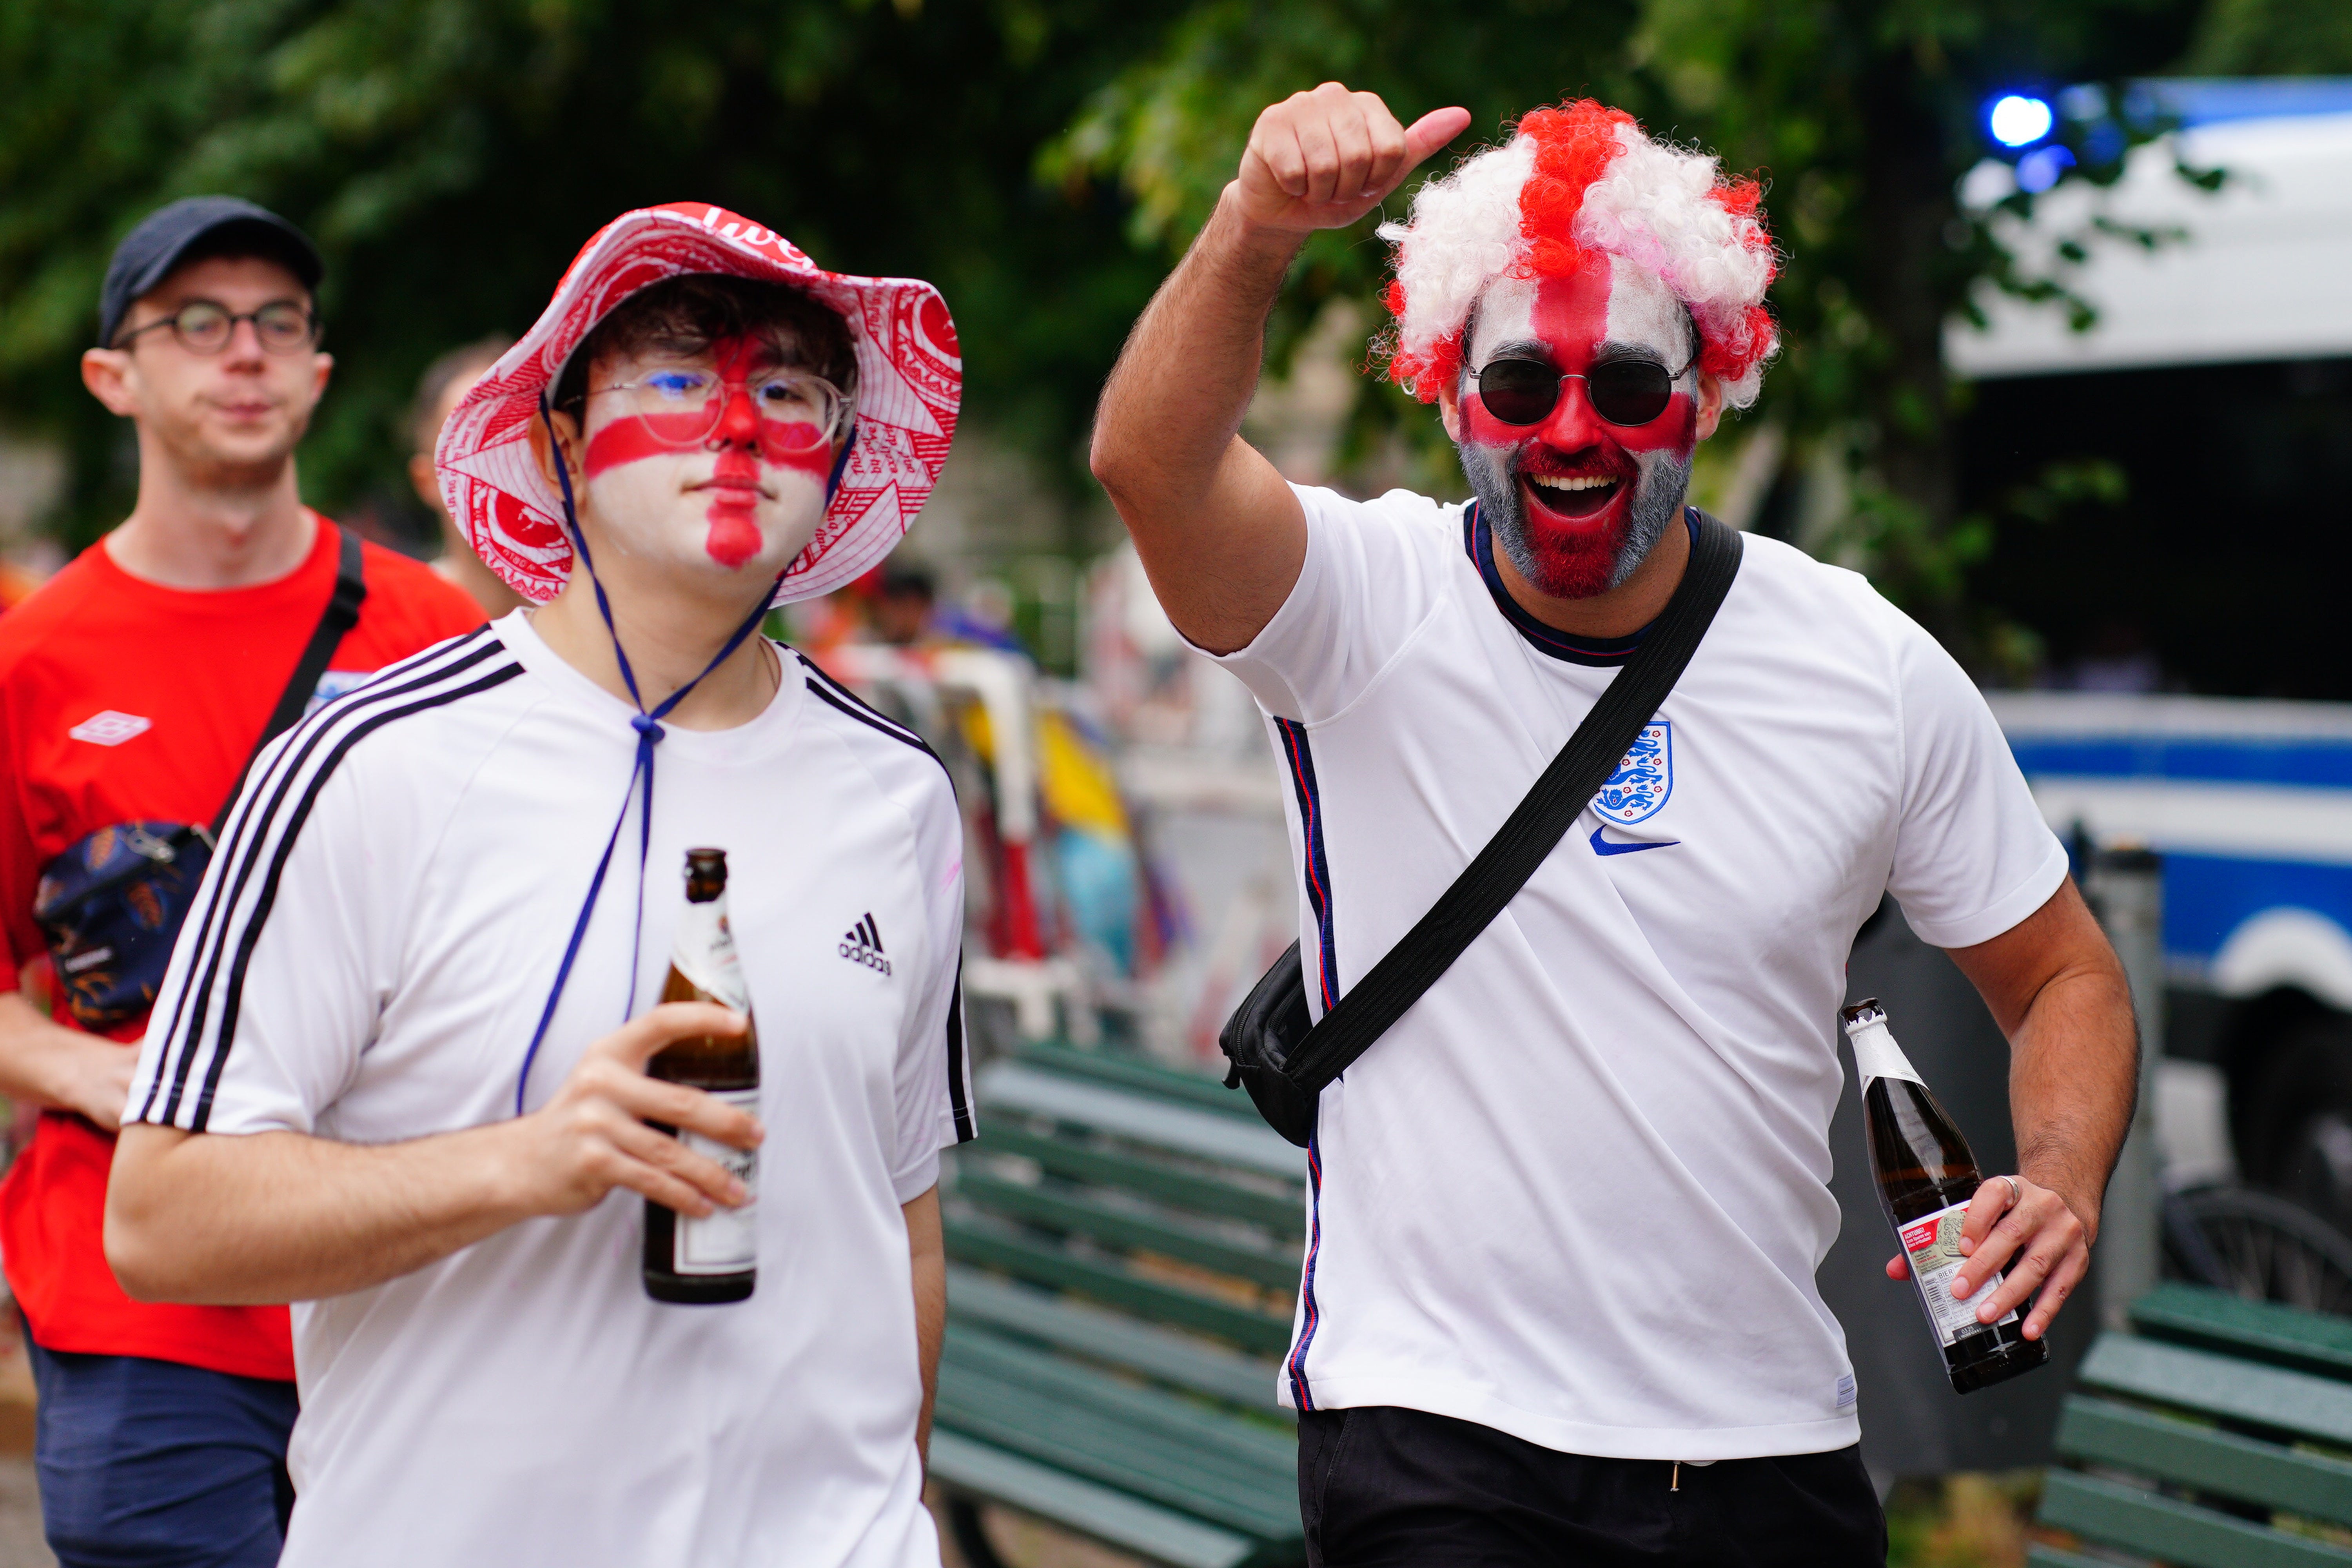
0, 990, 132, 1126
1090, 191, 1307, 652
2007, 957, 2138, 1240
107, 1121, 533, 1305
1094, 190, 1298, 504
905, 1186, 944, 1465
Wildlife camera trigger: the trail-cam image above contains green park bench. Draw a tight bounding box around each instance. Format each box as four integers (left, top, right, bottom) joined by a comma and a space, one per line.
933, 1042, 1310, 1568
2031, 1281, 2352, 1567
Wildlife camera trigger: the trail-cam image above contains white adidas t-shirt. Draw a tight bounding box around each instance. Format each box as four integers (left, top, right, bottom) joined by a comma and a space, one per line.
1214, 486, 2066, 1462
131, 613, 973, 1568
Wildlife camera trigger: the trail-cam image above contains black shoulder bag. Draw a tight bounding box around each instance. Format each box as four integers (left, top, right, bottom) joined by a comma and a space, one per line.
34, 526, 367, 1031
1218, 511, 1743, 1146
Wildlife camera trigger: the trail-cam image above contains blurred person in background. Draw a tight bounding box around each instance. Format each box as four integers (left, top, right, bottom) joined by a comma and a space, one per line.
1092, 86, 2139, 1564
408, 336, 526, 617
870, 563, 936, 647
0, 197, 483, 1567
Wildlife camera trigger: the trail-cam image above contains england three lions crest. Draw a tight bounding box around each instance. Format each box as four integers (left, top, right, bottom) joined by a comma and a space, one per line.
1593, 722, 1672, 825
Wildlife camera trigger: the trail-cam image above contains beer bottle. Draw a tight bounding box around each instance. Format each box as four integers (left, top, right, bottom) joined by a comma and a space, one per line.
1842, 998, 2047, 1394
644, 848, 759, 1304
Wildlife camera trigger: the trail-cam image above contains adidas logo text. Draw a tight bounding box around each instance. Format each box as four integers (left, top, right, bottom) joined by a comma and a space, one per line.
838, 913, 893, 976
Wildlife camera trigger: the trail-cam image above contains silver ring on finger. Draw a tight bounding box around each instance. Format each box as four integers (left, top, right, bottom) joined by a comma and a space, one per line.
1999, 1174, 2023, 1210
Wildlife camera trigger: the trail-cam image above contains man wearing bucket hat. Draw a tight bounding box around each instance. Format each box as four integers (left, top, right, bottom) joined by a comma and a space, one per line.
0, 196, 482, 1567
106, 204, 970, 1566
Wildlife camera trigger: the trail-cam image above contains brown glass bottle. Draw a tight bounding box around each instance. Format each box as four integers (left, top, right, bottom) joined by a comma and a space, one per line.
644, 848, 760, 1305
1842, 998, 2047, 1394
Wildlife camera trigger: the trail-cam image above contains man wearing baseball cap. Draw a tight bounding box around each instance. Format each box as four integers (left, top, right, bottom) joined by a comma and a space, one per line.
107, 205, 972, 1566
0, 198, 482, 1563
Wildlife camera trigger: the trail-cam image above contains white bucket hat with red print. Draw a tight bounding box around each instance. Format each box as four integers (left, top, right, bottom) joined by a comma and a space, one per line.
435, 201, 961, 606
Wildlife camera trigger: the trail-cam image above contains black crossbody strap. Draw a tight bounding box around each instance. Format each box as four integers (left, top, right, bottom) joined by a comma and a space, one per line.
212, 524, 367, 833
1281, 510, 1743, 1093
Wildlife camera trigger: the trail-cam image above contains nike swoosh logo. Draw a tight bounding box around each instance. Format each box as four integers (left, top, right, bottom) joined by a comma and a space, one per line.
1590, 825, 1680, 856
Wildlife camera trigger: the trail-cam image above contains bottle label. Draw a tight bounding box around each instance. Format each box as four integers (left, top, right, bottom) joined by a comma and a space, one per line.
674, 1087, 759, 1276
671, 898, 750, 1012
1847, 1019, 1924, 1087
1897, 1200, 2019, 1348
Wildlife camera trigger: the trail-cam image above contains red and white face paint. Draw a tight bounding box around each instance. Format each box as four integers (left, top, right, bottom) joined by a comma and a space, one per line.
1456, 254, 1698, 601
576, 334, 835, 581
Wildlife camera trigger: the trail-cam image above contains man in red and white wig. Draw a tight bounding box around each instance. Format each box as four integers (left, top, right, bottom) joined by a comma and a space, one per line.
107, 205, 972, 1566
1094, 88, 2136, 1563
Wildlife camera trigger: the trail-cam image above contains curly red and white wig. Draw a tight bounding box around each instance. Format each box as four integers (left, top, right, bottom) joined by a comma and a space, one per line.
1377, 101, 1780, 409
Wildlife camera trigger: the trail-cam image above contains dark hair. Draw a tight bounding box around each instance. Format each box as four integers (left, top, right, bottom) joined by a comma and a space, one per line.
552, 274, 857, 426
411, 335, 513, 455
880, 564, 936, 601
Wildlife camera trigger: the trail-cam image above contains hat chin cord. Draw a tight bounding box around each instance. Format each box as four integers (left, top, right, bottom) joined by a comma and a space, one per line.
512, 397, 857, 1115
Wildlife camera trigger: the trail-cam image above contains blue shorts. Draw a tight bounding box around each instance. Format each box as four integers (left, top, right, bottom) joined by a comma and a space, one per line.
24, 1332, 297, 1568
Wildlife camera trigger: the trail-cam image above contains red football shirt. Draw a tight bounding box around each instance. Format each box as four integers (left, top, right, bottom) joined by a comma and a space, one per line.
0, 516, 485, 1380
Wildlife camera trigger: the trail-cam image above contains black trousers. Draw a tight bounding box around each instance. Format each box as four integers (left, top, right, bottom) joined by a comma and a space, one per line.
1298, 1406, 1886, 1567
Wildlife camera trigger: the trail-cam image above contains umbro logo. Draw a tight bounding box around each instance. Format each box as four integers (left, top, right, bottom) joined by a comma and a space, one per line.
69, 711, 152, 747
839, 914, 893, 976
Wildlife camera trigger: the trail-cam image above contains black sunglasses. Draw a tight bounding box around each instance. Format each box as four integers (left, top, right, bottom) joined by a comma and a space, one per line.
1475, 354, 1695, 428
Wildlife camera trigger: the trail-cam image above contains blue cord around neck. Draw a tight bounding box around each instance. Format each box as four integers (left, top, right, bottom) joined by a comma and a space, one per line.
513, 396, 857, 1115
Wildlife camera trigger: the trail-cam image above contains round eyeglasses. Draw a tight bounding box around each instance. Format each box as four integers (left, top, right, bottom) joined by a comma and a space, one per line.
587, 367, 849, 454
1475, 354, 1695, 429
114, 300, 319, 355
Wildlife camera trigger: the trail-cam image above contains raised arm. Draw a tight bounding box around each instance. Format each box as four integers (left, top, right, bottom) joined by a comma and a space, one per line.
106, 1002, 759, 1304
1089, 83, 1469, 655
1893, 880, 2137, 1341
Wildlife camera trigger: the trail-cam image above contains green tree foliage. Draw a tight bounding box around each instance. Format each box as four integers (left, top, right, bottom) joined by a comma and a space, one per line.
2186, 0, 2352, 73
0, 0, 1187, 550
1051, 0, 2205, 650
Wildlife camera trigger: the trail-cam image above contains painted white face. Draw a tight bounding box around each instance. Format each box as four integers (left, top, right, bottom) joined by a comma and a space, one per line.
1454, 254, 1700, 599
1466, 257, 1691, 378
576, 334, 834, 584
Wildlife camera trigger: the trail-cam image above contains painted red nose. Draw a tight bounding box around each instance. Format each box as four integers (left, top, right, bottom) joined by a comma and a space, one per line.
713, 385, 760, 446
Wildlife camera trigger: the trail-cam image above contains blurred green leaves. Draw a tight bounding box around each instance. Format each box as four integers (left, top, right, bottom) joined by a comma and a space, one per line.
0, 0, 1191, 548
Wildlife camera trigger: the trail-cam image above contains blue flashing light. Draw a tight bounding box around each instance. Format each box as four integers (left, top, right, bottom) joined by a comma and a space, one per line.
2015, 143, 2076, 193
1989, 94, 2055, 148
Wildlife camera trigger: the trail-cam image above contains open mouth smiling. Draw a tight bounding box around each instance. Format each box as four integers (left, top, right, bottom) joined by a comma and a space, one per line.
1523, 470, 1623, 520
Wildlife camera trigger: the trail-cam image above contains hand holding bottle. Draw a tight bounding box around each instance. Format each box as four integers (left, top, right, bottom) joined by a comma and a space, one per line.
504, 1002, 762, 1222
1883, 1169, 2090, 1345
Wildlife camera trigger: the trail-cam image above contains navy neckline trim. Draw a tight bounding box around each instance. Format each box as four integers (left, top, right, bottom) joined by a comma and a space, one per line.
1464, 503, 1698, 667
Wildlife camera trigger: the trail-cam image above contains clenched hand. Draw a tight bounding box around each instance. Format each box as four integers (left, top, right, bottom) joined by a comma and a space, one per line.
1232, 83, 1472, 235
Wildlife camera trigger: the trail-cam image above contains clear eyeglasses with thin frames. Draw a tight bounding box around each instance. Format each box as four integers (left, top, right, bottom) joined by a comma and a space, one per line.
588, 367, 849, 455
114, 300, 318, 355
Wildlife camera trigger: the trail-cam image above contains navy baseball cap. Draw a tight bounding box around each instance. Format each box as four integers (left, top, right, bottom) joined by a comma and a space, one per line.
98, 197, 323, 348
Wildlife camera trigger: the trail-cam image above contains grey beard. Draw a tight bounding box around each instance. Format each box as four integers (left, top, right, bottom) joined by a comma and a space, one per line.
1459, 441, 1694, 597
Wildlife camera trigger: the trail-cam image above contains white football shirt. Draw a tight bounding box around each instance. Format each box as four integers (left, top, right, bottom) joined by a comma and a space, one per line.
132, 612, 973, 1567
1215, 486, 2066, 1461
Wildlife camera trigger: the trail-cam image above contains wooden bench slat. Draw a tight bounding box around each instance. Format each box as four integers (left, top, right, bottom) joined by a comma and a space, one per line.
956, 1171, 1302, 1290
938, 1362, 1301, 1537
1019, 1043, 1269, 1123
927, 1432, 1261, 1568
2078, 1334, 2352, 1448
2039, 1468, 2352, 1568
946, 1266, 1287, 1412
2134, 1284, 2352, 1384
935, 1373, 1294, 1529
946, 1220, 1297, 1356
2056, 1394, 2352, 1527
978, 1062, 1305, 1179
946, 1323, 1299, 1472
975, 1125, 1306, 1236
2024, 1546, 2122, 1568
